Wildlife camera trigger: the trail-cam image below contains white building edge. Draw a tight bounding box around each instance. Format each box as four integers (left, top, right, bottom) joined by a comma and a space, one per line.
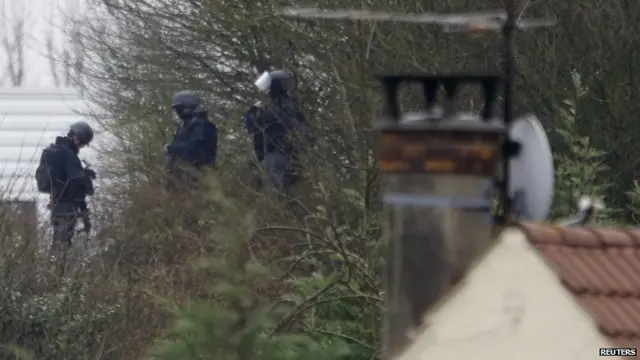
397, 228, 624, 360
0, 87, 106, 226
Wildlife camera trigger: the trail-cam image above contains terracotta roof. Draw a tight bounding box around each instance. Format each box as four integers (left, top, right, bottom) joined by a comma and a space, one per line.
518, 222, 640, 349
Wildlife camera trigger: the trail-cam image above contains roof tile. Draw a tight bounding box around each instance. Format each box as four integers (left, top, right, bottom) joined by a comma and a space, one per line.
517, 222, 640, 347
564, 227, 602, 247
622, 229, 640, 247
517, 222, 564, 245
612, 336, 640, 350
592, 228, 637, 247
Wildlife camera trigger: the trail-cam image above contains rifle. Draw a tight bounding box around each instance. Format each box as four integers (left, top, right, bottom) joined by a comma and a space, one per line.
81, 160, 97, 196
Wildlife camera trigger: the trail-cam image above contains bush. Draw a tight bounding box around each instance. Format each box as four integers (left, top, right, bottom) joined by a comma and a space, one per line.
1, 276, 120, 360
550, 70, 614, 223
143, 181, 353, 360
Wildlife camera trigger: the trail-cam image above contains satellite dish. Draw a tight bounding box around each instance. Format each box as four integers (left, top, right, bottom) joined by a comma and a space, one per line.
508, 114, 554, 221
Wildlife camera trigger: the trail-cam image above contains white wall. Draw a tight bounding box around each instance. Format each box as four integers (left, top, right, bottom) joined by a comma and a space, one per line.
0, 87, 103, 217
397, 228, 616, 360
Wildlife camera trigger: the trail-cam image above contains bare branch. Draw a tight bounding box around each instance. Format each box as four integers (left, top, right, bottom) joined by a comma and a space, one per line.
3, 18, 25, 86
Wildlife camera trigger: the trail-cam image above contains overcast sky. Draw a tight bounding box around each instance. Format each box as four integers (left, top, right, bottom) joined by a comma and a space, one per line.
0, 0, 85, 88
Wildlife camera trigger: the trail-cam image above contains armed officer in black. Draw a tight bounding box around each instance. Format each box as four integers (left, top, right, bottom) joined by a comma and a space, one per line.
36, 121, 95, 251
243, 69, 311, 194
164, 90, 218, 190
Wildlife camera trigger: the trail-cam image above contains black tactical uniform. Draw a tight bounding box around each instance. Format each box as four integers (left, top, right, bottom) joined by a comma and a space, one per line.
36, 121, 95, 250
165, 90, 218, 190
243, 69, 311, 194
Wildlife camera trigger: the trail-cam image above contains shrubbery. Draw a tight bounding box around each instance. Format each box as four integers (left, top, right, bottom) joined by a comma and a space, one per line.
2, 0, 640, 358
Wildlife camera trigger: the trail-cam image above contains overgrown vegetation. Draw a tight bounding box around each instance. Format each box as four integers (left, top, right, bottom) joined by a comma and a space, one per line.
2, 0, 640, 358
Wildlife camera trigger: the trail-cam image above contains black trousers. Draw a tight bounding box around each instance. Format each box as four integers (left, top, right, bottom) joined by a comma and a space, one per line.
264, 152, 300, 194
50, 202, 78, 249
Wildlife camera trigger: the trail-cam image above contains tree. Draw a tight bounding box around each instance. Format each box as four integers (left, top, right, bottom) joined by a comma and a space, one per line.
45, 0, 86, 88
0, 0, 26, 86
70, 0, 640, 358
550, 70, 614, 223
73, 0, 385, 357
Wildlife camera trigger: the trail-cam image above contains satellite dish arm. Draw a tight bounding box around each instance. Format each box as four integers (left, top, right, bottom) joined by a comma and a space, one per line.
557, 208, 594, 227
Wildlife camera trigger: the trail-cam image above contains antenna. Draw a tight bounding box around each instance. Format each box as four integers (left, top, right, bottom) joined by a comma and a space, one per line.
278, 1, 555, 222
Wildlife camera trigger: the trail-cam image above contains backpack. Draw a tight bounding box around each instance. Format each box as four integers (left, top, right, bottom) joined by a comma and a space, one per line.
35, 145, 61, 193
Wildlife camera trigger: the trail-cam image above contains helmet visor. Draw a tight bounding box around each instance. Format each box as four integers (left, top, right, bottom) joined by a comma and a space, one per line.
254, 71, 271, 93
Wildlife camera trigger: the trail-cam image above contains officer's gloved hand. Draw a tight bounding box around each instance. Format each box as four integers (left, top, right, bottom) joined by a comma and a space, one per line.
164, 144, 171, 154
84, 168, 97, 179
248, 101, 263, 115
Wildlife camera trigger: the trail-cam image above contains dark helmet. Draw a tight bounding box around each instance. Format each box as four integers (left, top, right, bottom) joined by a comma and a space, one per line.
171, 90, 205, 120
268, 69, 295, 95
68, 121, 94, 145
172, 90, 203, 111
